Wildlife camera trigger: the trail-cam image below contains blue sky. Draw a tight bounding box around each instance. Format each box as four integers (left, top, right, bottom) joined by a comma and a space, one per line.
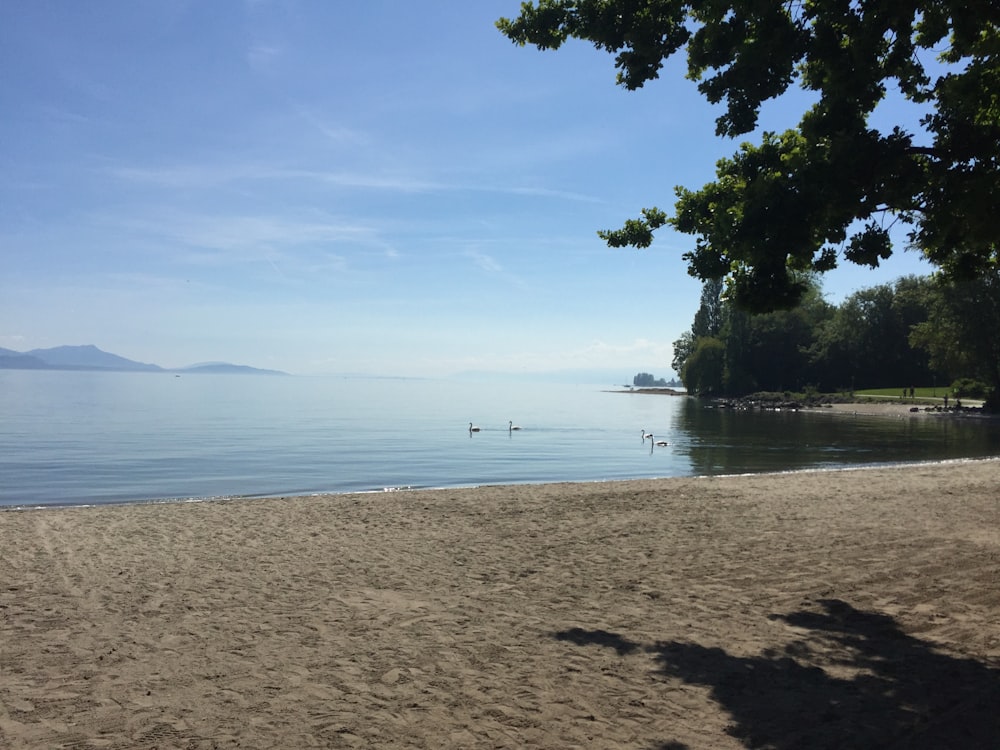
1, 1, 933, 378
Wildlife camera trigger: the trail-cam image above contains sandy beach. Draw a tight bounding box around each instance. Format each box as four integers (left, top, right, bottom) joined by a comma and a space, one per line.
2, 460, 999, 749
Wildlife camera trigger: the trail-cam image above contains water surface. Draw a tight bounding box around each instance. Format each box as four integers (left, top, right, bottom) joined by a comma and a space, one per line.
1, 371, 997, 507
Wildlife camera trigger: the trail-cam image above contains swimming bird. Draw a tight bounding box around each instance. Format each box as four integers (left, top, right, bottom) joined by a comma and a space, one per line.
641, 429, 653, 441
508, 421, 521, 431
469, 422, 480, 432
655, 439, 670, 447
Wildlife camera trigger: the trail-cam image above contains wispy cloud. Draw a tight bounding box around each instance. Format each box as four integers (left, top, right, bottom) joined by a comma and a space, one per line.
0, 334, 27, 348
91, 210, 382, 275
294, 106, 370, 146
108, 163, 277, 189
506, 186, 605, 204
463, 248, 531, 291
247, 43, 282, 72
117, 212, 370, 247
39, 105, 95, 127
107, 160, 607, 204
440, 337, 676, 375
465, 249, 503, 274
305, 170, 446, 193
570, 338, 676, 363
107, 162, 447, 194
170, 215, 368, 251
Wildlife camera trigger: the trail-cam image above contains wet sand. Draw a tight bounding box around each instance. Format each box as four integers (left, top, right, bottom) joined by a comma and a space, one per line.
2, 460, 999, 748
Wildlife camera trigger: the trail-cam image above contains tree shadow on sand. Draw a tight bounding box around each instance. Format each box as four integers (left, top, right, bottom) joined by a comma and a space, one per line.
554, 599, 1000, 749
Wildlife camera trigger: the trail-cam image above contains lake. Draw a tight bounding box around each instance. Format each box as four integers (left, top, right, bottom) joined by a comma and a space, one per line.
1, 370, 998, 508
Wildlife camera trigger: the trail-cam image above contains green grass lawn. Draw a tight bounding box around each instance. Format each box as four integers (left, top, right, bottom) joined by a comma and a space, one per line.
855, 387, 950, 400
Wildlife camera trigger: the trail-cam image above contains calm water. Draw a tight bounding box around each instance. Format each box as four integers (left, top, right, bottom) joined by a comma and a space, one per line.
2, 370, 998, 508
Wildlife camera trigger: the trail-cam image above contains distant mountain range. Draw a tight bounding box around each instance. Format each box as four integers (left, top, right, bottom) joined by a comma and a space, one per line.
0, 345, 288, 375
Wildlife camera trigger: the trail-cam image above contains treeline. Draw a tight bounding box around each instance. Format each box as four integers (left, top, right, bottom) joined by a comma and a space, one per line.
672, 271, 1000, 409
633, 372, 675, 387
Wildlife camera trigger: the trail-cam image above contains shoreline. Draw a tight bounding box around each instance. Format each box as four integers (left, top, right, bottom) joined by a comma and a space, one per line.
5, 454, 997, 514
614, 388, 994, 419
814, 401, 993, 418
2, 461, 999, 748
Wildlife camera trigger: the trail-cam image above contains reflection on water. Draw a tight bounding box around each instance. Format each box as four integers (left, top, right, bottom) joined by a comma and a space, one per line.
672, 399, 1000, 476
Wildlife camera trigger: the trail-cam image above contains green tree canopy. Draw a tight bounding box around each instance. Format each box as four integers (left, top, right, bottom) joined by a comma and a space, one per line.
498, 0, 1000, 311
681, 336, 725, 395
909, 270, 1000, 407
809, 277, 934, 389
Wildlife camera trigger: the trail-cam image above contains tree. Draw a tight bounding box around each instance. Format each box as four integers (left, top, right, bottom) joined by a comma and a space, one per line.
675, 276, 831, 394
909, 270, 1000, 408
671, 330, 695, 377
672, 278, 723, 376
691, 278, 724, 338
720, 279, 832, 392
633, 371, 670, 386
681, 336, 725, 395
808, 278, 935, 390
498, 1, 1000, 311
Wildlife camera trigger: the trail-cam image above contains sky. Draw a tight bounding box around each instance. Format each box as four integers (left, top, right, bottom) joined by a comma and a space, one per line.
1, 1, 935, 379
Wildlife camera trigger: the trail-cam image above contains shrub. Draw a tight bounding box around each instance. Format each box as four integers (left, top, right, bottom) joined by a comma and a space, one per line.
950, 378, 988, 399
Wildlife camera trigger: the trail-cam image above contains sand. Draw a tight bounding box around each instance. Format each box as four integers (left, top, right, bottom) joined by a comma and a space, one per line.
2, 460, 999, 749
